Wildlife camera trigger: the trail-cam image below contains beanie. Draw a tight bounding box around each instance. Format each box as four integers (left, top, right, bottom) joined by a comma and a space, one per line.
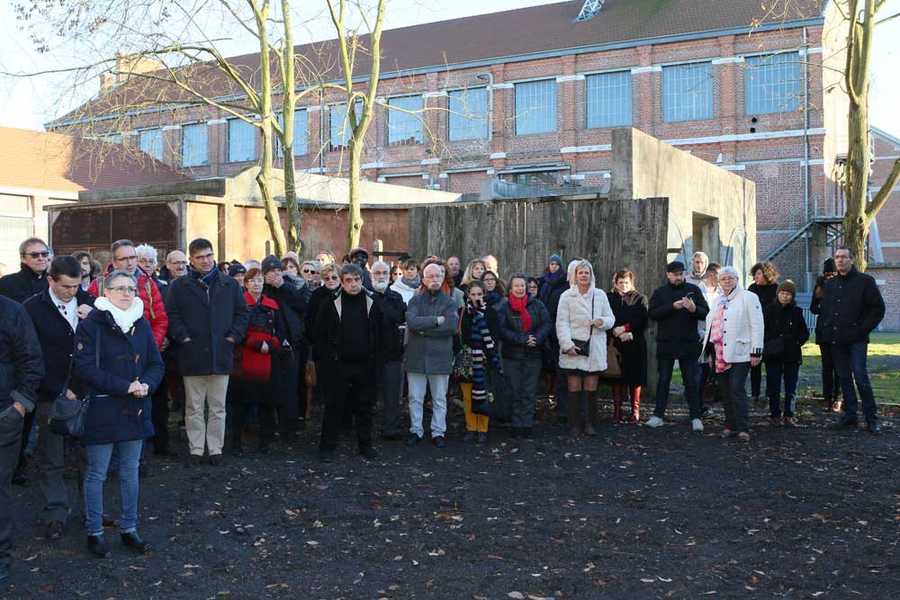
823, 258, 837, 274
777, 279, 797, 298
548, 253, 563, 267
261, 254, 282, 274
227, 264, 246, 278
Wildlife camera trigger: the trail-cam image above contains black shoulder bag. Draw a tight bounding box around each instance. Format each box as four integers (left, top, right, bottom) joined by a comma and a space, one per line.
47, 337, 100, 440
569, 291, 594, 358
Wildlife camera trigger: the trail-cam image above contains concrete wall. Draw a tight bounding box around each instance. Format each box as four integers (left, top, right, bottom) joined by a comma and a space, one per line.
611, 128, 757, 277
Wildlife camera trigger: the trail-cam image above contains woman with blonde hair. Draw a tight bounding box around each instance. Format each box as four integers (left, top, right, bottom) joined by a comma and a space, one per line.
555, 260, 615, 436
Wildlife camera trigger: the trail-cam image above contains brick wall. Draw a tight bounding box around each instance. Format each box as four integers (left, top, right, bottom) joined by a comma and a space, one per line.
867, 266, 900, 331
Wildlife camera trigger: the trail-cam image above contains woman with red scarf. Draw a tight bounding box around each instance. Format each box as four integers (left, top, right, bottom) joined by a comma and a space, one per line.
228, 268, 285, 456
495, 274, 551, 439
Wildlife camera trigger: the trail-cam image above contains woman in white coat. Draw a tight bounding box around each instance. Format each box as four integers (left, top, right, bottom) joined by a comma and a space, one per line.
701, 266, 764, 442
556, 260, 615, 436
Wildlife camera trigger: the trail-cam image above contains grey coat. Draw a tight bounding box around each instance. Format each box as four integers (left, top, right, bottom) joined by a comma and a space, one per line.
405, 290, 459, 375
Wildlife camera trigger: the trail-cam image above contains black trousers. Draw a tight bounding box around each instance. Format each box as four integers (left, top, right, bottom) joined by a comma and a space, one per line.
230, 403, 276, 448
320, 361, 374, 452
819, 343, 843, 402
151, 370, 170, 452
1, 406, 25, 567
14, 410, 34, 478
750, 363, 764, 397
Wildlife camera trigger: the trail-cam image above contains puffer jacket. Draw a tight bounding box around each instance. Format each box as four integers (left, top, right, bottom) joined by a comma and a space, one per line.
405, 289, 459, 375
495, 295, 552, 360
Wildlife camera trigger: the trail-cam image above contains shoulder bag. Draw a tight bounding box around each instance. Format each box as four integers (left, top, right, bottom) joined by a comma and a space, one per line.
47, 337, 100, 440
569, 291, 594, 358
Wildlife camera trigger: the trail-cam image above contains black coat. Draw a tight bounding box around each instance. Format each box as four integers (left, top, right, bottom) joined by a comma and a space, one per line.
264, 281, 308, 346
23, 288, 96, 403
0, 296, 44, 413
607, 291, 649, 386
305, 285, 339, 358
73, 309, 164, 446
373, 288, 407, 363
314, 290, 382, 380
748, 282, 778, 308
763, 301, 810, 364
648, 280, 710, 358
0, 264, 48, 304
817, 266, 885, 345
495, 296, 552, 361
165, 270, 249, 376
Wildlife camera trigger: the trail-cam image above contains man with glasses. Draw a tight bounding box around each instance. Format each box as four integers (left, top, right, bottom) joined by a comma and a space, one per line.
165, 238, 249, 465
370, 261, 407, 441
23, 256, 94, 540
0, 237, 51, 486
162, 250, 188, 282
88, 240, 168, 349
0, 237, 51, 304
314, 264, 382, 462
404, 263, 459, 448
819, 246, 886, 434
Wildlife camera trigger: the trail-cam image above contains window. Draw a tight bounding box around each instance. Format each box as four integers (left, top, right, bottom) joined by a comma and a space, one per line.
181, 123, 208, 167
103, 133, 122, 145
448, 87, 489, 141
515, 79, 557, 135
139, 128, 164, 161
744, 52, 801, 115
330, 101, 362, 151
662, 62, 713, 122
387, 95, 424, 146
585, 71, 632, 128
275, 109, 308, 157
227, 118, 256, 163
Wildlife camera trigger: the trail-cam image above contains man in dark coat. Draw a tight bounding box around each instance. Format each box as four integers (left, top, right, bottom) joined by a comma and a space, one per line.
0, 294, 44, 583
315, 264, 381, 462
370, 261, 407, 440
818, 247, 886, 434
165, 238, 249, 465
0, 237, 50, 304
0, 237, 50, 486
23, 257, 95, 539
646, 261, 710, 431
260, 254, 308, 439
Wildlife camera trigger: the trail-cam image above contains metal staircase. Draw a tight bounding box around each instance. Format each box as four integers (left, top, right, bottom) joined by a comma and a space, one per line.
764, 214, 844, 262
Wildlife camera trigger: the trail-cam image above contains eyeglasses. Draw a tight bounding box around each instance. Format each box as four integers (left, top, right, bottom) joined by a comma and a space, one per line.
192, 252, 215, 261
168, 261, 188, 266
423, 274, 444, 280
108, 286, 137, 295
302, 269, 317, 274
23, 251, 50, 259
323, 275, 340, 281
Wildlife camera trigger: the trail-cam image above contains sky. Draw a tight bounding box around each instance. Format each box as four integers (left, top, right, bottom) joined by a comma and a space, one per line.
1, 0, 899, 136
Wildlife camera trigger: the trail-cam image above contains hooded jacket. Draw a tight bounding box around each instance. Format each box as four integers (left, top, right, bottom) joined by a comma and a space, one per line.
556, 262, 615, 372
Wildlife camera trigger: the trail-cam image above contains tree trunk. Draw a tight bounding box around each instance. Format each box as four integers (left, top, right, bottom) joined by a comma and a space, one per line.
347, 139, 365, 251
280, 0, 302, 254
843, 85, 870, 271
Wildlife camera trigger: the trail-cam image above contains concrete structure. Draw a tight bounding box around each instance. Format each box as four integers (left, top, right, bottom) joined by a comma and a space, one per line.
49, 0, 851, 294
47, 168, 460, 263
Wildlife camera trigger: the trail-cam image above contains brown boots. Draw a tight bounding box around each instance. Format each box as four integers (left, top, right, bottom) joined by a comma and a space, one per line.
628, 386, 641, 423
611, 385, 624, 424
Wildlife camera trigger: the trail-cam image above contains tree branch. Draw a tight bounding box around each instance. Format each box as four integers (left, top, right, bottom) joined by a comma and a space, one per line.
867, 157, 900, 217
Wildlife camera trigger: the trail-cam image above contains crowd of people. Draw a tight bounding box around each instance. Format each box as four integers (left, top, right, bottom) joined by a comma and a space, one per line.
0, 235, 887, 576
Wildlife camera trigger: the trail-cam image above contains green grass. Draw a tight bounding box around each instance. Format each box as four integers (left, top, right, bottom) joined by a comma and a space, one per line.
802, 332, 900, 358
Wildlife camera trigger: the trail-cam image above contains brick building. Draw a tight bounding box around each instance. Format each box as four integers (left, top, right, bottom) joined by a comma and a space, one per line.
51, 0, 895, 303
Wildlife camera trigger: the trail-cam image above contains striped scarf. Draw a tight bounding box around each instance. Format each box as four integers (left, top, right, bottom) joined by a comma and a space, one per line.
709, 295, 731, 373
467, 302, 500, 403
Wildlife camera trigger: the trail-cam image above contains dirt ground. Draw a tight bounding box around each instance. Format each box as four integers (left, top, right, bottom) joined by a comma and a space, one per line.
3, 395, 898, 600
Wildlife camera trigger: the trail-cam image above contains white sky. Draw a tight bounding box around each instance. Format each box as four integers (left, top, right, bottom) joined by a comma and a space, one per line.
1, 0, 899, 136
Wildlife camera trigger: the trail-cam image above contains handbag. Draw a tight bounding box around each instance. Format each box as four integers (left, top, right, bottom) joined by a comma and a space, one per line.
452, 346, 475, 382
603, 337, 623, 379
568, 291, 594, 358
47, 337, 100, 440
305, 360, 317, 388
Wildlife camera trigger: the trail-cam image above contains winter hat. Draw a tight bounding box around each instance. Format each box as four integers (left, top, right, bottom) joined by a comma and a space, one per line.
666, 261, 686, 273
227, 264, 246, 278
261, 254, 282, 274
349, 247, 369, 260
823, 258, 837, 274
777, 280, 797, 298
548, 253, 563, 267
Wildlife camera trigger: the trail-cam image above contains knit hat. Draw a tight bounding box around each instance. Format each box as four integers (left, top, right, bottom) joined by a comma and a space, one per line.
777, 279, 797, 298
823, 258, 837, 274
227, 264, 246, 278
666, 261, 686, 273
261, 254, 282, 274
548, 253, 563, 267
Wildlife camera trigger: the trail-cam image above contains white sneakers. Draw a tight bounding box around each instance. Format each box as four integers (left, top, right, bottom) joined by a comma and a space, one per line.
646, 416, 664, 428
692, 418, 704, 433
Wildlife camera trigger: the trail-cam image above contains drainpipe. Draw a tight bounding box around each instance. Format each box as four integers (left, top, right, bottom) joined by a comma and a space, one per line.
803, 26, 812, 287
319, 92, 326, 173
477, 72, 494, 142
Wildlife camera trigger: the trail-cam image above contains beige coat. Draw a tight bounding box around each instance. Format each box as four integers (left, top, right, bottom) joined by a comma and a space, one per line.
556, 286, 615, 372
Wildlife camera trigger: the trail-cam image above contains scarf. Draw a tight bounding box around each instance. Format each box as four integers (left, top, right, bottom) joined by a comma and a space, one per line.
508, 294, 532, 332
95, 296, 144, 334
710, 287, 741, 373
465, 302, 501, 403
400, 276, 420, 289
618, 289, 643, 307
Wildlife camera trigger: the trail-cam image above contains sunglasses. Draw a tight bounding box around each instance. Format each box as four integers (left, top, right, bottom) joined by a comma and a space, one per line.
302, 269, 318, 274
23, 251, 50, 259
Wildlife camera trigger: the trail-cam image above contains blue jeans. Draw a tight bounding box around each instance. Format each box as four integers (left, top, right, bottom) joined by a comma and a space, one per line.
83, 440, 143, 537
764, 360, 799, 418
832, 342, 878, 422
654, 357, 700, 420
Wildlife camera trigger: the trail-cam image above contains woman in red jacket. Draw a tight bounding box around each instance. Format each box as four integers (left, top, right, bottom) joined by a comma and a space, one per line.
228, 268, 284, 456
